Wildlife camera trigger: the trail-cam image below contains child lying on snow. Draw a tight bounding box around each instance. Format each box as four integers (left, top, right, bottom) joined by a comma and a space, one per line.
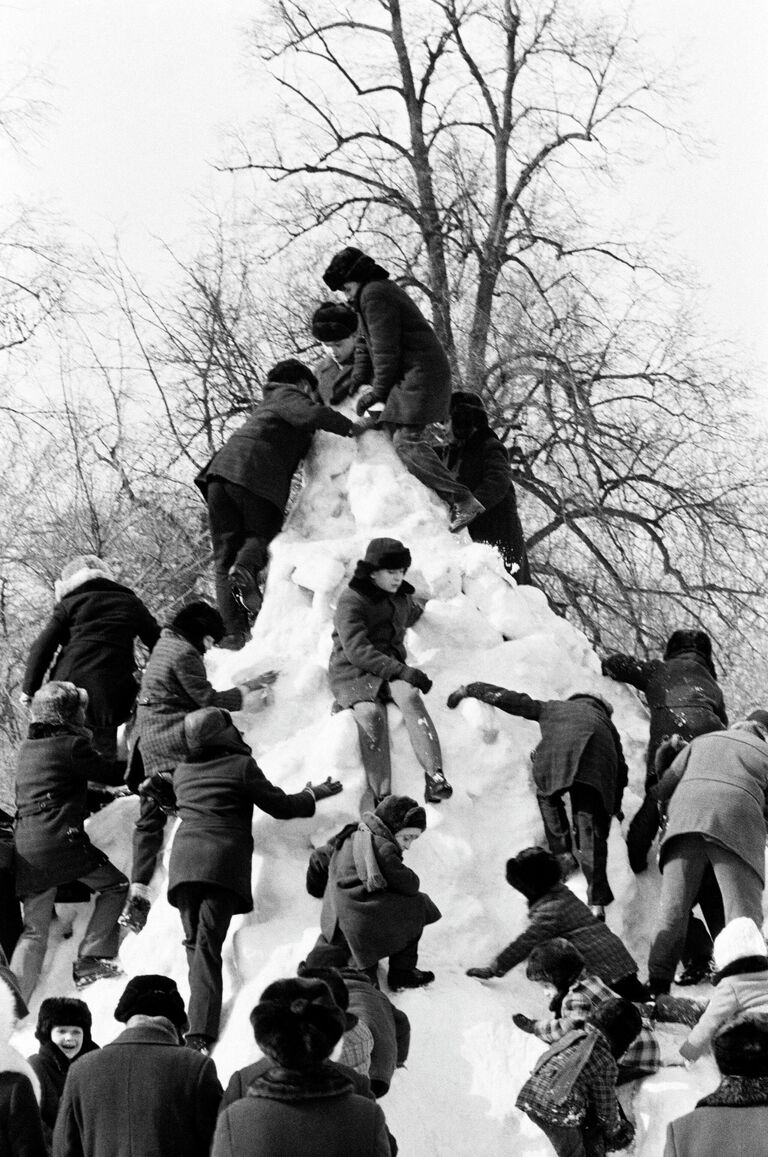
514, 938, 661, 1083
466, 847, 647, 1001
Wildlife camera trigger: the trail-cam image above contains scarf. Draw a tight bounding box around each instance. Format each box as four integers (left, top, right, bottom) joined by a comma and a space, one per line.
352, 821, 387, 892
248, 1062, 354, 1103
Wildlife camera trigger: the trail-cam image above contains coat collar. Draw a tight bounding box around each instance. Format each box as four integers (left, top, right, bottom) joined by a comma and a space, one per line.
55, 568, 116, 600
109, 1020, 181, 1047
248, 1061, 353, 1102
348, 571, 414, 601
697, 1075, 768, 1108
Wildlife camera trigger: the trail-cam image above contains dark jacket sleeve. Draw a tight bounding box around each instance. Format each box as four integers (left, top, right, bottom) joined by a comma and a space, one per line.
195, 1057, 223, 1156
245, 759, 316, 820
359, 282, 402, 398
470, 439, 513, 511
7, 1074, 47, 1157
352, 329, 374, 389
174, 650, 243, 712
275, 391, 354, 436
335, 596, 407, 682
610, 722, 629, 817
493, 900, 561, 975
463, 683, 543, 720
376, 840, 420, 895
134, 599, 161, 651
72, 736, 125, 787
601, 654, 653, 691
23, 607, 69, 696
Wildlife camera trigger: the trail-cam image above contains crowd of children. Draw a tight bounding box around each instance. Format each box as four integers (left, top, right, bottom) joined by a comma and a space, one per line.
4, 244, 768, 1154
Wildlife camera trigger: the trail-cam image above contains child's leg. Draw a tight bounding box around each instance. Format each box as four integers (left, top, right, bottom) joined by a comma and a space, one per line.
206, 479, 249, 636
390, 424, 474, 505
351, 700, 392, 811
570, 784, 614, 906
537, 792, 573, 856
10, 887, 57, 1002
388, 682, 452, 802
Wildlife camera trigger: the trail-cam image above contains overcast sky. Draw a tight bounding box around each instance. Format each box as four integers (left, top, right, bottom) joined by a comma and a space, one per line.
3, 0, 767, 381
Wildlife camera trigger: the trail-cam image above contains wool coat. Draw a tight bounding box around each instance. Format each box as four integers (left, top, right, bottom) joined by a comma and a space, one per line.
315, 354, 356, 407
195, 379, 354, 511
343, 974, 409, 1095
683, 969, 768, 1059
29, 1038, 99, 1153
462, 684, 628, 815
220, 1057, 373, 1112
516, 1025, 625, 1138
22, 570, 160, 729
52, 1019, 222, 1157
134, 629, 243, 777
317, 815, 441, 968
664, 1082, 768, 1157
350, 279, 451, 426
656, 729, 768, 882
13, 726, 124, 898
0, 978, 45, 1157
329, 571, 422, 709
167, 746, 316, 914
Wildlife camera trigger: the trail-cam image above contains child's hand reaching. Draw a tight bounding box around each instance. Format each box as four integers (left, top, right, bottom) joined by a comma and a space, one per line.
512, 1013, 535, 1034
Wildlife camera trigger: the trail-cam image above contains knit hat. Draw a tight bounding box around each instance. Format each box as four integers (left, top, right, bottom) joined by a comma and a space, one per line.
311, 301, 357, 342
36, 998, 92, 1043
747, 710, 768, 731
183, 707, 234, 753
30, 682, 88, 726
526, 939, 585, 989
296, 963, 358, 1031
567, 692, 614, 716
360, 538, 412, 572
588, 998, 642, 1059
114, 975, 188, 1032
171, 601, 225, 650
505, 847, 562, 899
251, 977, 346, 1067
266, 359, 318, 391
322, 248, 389, 291
713, 918, 767, 973
60, 555, 110, 583
374, 795, 427, 834
713, 1012, 768, 1077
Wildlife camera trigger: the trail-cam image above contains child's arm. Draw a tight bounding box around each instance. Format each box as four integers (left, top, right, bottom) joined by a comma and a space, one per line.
447, 683, 542, 719
529, 988, 592, 1043
600, 653, 654, 690
468, 906, 561, 978
680, 982, 738, 1061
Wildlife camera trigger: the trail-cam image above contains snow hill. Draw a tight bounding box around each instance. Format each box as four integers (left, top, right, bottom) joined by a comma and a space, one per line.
12, 424, 724, 1154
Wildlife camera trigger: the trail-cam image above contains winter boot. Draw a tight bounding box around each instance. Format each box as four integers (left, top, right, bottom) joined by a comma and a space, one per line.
185, 1034, 214, 1055
73, 956, 123, 989
118, 883, 152, 934
424, 770, 453, 804
676, 957, 714, 986
387, 967, 435, 992
217, 632, 247, 651
449, 494, 485, 533
228, 564, 262, 621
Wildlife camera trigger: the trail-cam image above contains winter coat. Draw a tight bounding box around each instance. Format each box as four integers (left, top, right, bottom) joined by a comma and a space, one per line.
52, 1019, 222, 1157
0, 978, 45, 1157
602, 650, 727, 776
663, 1077, 768, 1157
13, 726, 124, 898
682, 969, 768, 1059
463, 684, 628, 815
315, 354, 356, 407
134, 629, 243, 777
22, 570, 160, 729
317, 815, 441, 968
329, 571, 422, 709
350, 279, 451, 426
29, 1038, 99, 1153
167, 747, 316, 913
195, 379, 354, 511
493, 883, 638, 985
220, 1058, 373, 1112
440, 431, 531, 582
656, 729, 768, 882
342, 973, 409, 1095
212, 1062, 390, 1157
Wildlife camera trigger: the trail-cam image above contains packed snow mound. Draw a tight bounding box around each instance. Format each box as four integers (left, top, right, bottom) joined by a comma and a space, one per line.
13, 425, 722, 1153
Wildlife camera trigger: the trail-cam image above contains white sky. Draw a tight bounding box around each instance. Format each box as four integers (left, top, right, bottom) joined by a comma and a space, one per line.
2, 0, 767, 381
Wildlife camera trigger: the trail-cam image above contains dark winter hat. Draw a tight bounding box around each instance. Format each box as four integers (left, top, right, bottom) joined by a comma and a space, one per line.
374, 794, 427, 834
747, 710, 768, 731
251, 977, 346, 1066
588, 998, 642, 1059
114, 974, 188, 1032
526, 938, 585, 989
505, 847, 562, 899
296, 963, 358, 1031
36, 997, 92, 1043
0, 966, 28, 1021
266, 358, 318, 391
567, 692, 614, 716
450, 391, 490, 431
322, 247, 390, 291
184, 707, 234, 753
171, 600, 225, 651
713, 1012, 768, 1077
30, 682, 88, 726
360, 538, 412, 572
664, 629, 713, 662
311, 301, 358, 343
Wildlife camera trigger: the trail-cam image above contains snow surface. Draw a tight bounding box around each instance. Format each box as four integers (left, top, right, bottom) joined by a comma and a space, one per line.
12, 424, 726, 1153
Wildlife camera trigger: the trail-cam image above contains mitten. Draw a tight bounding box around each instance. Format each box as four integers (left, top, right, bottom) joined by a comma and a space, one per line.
466, 966, 498, 980
401, 666, 432, 694
512, 1013, 535, 1033
355, 387, 379, 416
305, 776, 344, 802
446, 687, 468, 709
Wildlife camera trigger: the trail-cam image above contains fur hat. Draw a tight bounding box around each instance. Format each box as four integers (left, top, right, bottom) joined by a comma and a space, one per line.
747, 710, 768, 731
251, 977, 346, 1066
184, 707, 235, 753
713, 1011, 768, 1076
360, 538, 412, 572
114, 974, 187, 1032
567, 692, 614, 716
588, 997, 642, 1059
60, 555, 110, 583
322, 248, 389, 291
713, 918, 768, 973
266, 359, 318, 390
450, 391, 489, 431
171, 601, 225, 651
311, 301, 357, 342
505, 847, 563, 899
30, 682, 88, 726
296, 964, 358, 1031
35, 997, 92, 1043
664, 628, 712, 661
374, 795, 427, 834
526, 938, 585, 989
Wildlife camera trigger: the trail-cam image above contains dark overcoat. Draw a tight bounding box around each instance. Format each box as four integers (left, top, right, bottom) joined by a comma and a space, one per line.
167, 747, 316, 913
52, 1020, 222, 1157
14, 727, 123, 898
29, 1039, 98, 1152
195, 380, 353, 510
220, 1057, 372, 1112
350, 279, 451, 426
0, 1072, 46, 1157
328, 571, 421, 709
664, 1104, 768, 1157
134, 629, 243, 777
315, 354, 356, 407
22, 572, 159, 729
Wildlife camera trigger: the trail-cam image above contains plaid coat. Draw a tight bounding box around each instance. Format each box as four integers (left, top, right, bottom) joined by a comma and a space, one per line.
516, 1025, 624, 1135
493, 884, 637, 986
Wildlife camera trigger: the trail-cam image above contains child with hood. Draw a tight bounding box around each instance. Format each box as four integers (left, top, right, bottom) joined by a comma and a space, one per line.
0, 971, 46, 1157
28, 997, 97, 1152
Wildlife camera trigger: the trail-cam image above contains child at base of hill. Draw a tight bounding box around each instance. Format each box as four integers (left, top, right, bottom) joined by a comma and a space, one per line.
517, 998, 639, 1157
515, 938, 661, 1084
466, 847, 647, 1002
28, 997, 98, 1151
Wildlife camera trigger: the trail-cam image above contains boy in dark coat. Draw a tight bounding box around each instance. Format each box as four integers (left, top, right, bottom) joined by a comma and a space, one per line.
21, 555, 159, 760
322, 247, 483, 531
11, 683, 128, 998
312, 301, 359, 405
330, 538, 452, 807
28, 998, 98, 1152
448, 684, 627, 912
167, 706, 342, 1051
441, 391, 531, 582
195, 358, 356, 647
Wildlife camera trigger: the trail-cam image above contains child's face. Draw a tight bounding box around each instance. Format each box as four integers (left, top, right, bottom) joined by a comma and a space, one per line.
370, 568, 406, 594
395, 827, 422, 851
325, 336, 356, 363
342, 281, 361, 303
51, 1025, 84, 1060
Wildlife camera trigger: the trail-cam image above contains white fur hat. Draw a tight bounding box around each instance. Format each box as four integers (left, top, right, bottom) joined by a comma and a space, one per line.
714, 917, 767, 973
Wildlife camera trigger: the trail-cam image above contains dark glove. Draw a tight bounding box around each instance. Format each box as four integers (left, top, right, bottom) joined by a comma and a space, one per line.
512, 1013, 535, 1033
466, 966, 499, 980
243, 670, 279, 692
305, 776, 343, 802
355, 387, 379, 416
401, 666, 432, 694
138, 775, 177, 815
446, 686, 468, 709
606, 1118, 634, 1151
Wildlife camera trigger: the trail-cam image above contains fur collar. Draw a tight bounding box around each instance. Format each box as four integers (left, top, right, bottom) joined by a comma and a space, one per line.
55, 567, 116, 601
0, 981, 40, 1103
714, 958, 768, 984
348, 570, 414, 601
697, 1075, 768, 1108
248, 1061, 353, 1102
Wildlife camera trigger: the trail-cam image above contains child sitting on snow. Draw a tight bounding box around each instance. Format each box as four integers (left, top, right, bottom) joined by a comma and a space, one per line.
516, 998, 639, 1156
515, 938, 660, 1083
466, 847, 647, 1001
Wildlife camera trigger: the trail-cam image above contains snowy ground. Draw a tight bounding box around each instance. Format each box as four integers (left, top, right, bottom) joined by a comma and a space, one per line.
12, 424, 726, 1154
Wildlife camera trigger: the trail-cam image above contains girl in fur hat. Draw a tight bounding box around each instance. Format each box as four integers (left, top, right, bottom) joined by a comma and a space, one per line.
28, 997, 98, 1152
0, 971, 46, 1156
